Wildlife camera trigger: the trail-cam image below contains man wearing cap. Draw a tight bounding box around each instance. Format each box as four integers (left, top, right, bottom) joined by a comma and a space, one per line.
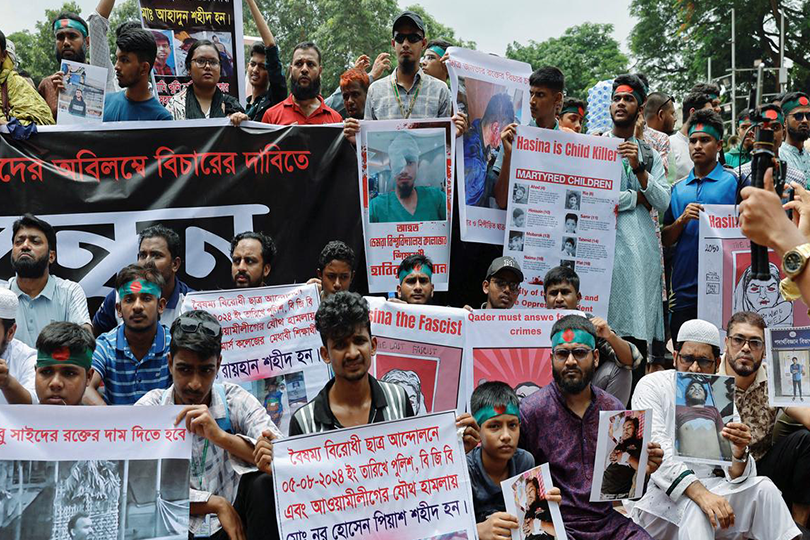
34, 321, 96, 406
84, 263, 170, 405
0, 288, 37, 404
663, 109, 738, 340
558, 97, 587, 134
480, 256, 523, 309
519, 314, 663, 539
395, 254, 434, 305
370, 131, 447, 223
629, 319, 801, 540
0, 31, 54, 126
605, 74, 671, 363
780, 91, 810, 187
725, 109, 754, 169
542, 265, 643, 406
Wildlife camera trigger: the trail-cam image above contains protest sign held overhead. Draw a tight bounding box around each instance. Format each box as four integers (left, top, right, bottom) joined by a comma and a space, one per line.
446, 47, 532, 245
357, 118, 454, 293
590, 409, 652, 502
503, 125, 621, 316
0, 405, 191, 539
272, 411, 477, 540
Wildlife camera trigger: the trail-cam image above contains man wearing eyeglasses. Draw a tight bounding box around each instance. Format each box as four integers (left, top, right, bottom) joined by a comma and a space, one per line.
779, 91, 810, 187
629, 318, 801, 540
718, 310, 810, 533
480, 256, 522, 310
519, 314, 663, 540
137, 310, 282, 540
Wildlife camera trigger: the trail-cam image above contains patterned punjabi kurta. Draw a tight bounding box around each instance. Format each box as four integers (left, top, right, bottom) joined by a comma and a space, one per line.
605, 134, 671, 343
519, 382, 652, 539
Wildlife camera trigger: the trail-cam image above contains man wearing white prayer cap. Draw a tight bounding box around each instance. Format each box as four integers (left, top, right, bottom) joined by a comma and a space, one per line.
0, 287, 37, 403
627, 318, 801, 540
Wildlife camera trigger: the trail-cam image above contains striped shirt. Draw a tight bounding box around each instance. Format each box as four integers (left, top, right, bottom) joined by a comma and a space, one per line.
92, 323, 171, 405
289, 375, 414, 435
364, 69, 451, 120
780, 142, 810, 187
136, 382, 281, 536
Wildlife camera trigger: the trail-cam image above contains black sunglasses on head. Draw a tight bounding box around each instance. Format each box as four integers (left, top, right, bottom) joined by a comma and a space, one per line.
174, 316, 222, 338
394, 32, 423, 44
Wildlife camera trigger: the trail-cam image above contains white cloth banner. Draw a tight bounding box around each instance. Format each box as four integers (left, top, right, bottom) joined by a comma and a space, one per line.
698, 204, 809, 338
446, 47, 532, 245
357, 118, 455, 293
367, 297, 467, 414
503, 126, 621, 316
0, 405, 190, 460
272, 411, 477, 540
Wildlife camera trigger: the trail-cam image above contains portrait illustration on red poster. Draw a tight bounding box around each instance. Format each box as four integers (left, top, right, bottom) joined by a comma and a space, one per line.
723, 241, 793, 329
473, 347, 553, 401
376, 354, 439, 415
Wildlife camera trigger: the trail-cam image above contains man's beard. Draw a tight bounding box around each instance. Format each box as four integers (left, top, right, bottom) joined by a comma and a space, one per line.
612, 111, 638, 129
56, 43, 87, 64
399, 57, 417, 75
291, 76, 320, 100
788, 125, 809, 143
685, 393, 706, 406
11, 252, 49, 278
728, 353, 763, 377
396, 181, 415, 198
552, 362, 594, 395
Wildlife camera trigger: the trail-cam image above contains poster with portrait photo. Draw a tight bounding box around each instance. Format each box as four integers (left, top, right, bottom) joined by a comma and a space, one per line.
501, 463, 567, 540
765, 326, 810, 407
358, 118, 454, 293
673, 372, 735, 466
138, 0, 245, 104
503, 125, 622, 319
57, 60, 107, 125
446, 47, 532, 245
698, 205, 810, 342
589, 409, 651, 502
242, 368, 332, 435
0, 406, 191, 540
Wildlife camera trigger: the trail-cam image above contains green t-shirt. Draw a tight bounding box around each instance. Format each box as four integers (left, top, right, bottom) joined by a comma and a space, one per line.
369, 186, 447, 223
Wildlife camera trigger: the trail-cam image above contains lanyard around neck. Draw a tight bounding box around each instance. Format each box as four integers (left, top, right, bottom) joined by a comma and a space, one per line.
391, 73, 422, 119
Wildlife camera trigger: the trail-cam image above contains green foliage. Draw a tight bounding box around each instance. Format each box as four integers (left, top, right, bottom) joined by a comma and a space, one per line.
107, 0, 141, 63
403, 4, 476, 49
505, 23, 628, 100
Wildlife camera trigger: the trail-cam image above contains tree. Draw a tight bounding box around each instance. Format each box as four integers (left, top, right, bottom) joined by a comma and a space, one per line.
403, 4, 476, 49
629, 0, 810, 103
505, 23, 628, 99
107, 0, 141, 63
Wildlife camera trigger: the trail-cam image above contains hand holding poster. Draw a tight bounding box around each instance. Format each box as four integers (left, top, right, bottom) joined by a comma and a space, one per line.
367, 297, 467, 414
765, 326, 810, 407
503, 125, 622, 316
58, 60, 106, 125
673, 372, 735, 466
501, 463, 567, 540
358, 118, 454, 293
446, 47, 532, 245
0, 405, 191, 539
589, 409, 652, 502
272, 411, 477, 540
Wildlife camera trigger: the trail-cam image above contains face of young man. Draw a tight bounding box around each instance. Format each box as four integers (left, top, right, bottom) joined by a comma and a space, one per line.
787, 106, 810, 143
341, 81, 367, 120
248, 52, 269, 91
0, 320, 15, 357
114, 50, 148, 88
688, 132, 719, 168
484, 271, 521, 309
289, 47, 322, 100
318, 260, 354, 298
610, 93, 640, 129
529, 86, 561, 126
138, 237, 179, 286
55, 28, 86, 63
725, 322, 765, 377
35, 364, 93, 405
11, 226, 54, 279
169, 349, 221, 405
394, 158, 418, 198
392, 22, 425, 75
231, 239, 270, 288
559, 112, 583, 133
658, 100, 676, 134
71, 517, 93, 540
674, 341, 718, 374
544, 281, 580, 310
320, 323, 376, 382
117, 288, 165, 333
551, 340, 598, 395
155, 38, 170, 65
420, 49, 446, 80
622, 419, 636, 441
480, 414, 519, 462
397, 267, 434, 304
738, 119, 754, 150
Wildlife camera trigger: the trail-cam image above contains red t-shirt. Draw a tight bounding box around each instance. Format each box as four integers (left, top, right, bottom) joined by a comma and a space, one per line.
261, 94, 342, 125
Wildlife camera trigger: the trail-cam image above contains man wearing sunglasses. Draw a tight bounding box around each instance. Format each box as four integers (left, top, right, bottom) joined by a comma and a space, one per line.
519, 314, 663, 540
718, 311, 810, 532
630, 318, 801, 540
137, 310, 282, 540
779, 92, 810, 186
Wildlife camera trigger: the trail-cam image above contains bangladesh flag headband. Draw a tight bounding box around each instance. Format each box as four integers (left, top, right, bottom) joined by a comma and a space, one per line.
398, 264, 432, 283
473, 402, 520, 428
688, 122, 722, 141
37, 347, 92, 369
760, 107, 785, 126
561, 105, 585, 117
782, 95, 810, 115
53, 18, 88, 37
613, 84, 644, 107
118, 278, 161, 299
551, 328, 596, 349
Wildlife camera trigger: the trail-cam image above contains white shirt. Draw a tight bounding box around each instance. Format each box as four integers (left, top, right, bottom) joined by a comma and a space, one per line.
669, 131, 693, 183
0, 338, 37, 404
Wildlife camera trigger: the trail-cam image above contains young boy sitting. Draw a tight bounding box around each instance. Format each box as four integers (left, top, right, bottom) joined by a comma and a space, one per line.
467, 381, 561, 540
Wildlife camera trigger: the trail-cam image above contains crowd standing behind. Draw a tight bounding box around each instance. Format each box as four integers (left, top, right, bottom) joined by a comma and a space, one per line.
4, 2, 810, 540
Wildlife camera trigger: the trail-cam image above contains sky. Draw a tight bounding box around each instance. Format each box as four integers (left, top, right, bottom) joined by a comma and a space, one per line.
4, 0, 637, 56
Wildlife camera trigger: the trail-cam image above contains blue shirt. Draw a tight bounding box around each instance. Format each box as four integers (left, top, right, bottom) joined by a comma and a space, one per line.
664, 163, 739, 311
791, 363, 803, 381
467, 445, 535, 523
92, 277, 193, 334
103, 91, 172, 122
92, 323, 172, 404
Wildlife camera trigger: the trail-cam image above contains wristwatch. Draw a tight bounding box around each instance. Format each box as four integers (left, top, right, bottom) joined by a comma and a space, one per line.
632, 163, 645, 175
783, 243, 810, 278
732, 447, 749, 464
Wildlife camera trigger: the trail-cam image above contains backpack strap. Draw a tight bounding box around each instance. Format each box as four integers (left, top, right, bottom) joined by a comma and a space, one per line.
213, 383, 233, 433
637, 139, 655, 173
